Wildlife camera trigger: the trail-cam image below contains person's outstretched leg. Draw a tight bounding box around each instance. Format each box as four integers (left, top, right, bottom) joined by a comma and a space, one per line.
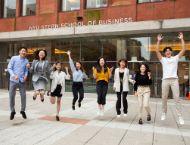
137, 94, 143, 124
171, 79, 184, 125
96, 81, 103, 116
122, 92, 128, 116
161, 79, 170, 121
50, 96, 56, 104
18, 82, 27, 119
9, 81, 17, 120
40, 90, 45, 102
78, 84, 84, 108
33, 90, 40, 100
72, 83, 78, 110
143, 91, 151, 121
101, 82, 108, 116
56, 98, 61, 121
116, 92, 122, 117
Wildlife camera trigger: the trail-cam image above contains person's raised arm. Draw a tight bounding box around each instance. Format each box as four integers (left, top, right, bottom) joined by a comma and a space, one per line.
65, 66, 71, 80
67, 51, 76, 72
177, 32, 186, 58
156, 34, 163, 61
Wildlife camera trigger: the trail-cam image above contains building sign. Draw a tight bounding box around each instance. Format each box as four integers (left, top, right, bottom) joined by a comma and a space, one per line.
28, 17, 133, 30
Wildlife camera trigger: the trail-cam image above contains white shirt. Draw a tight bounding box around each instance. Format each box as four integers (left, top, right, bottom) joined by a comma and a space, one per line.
57, 72, 62, 84
160, 55, 179, 79
50, 70, 70, 94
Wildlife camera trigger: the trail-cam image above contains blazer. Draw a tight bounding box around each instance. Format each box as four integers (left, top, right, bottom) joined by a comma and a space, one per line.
113, 68, 134, 92
50, 70, 70, 94
30, 60, 51, 82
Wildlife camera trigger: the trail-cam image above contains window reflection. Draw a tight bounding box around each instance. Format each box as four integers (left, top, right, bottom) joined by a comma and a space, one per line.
22, 0, 36, 16
138, 0, 163, 3
81, 39, 101, 61
124, 38, 151, 61
61, 0, 80, 11
86, 0, 108, 8
3, 0, 16, 18
0, 33, 189, 96
52, 39, 80, 62
102, 39, 117, 61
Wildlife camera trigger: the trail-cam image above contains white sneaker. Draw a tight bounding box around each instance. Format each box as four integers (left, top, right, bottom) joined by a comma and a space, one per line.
161, 113, 166, 121
178, 116, 184, 125
123, 114, 127, 117
97, 110, 101, 116
117, 115, 121, 118
100, 110, 104, 116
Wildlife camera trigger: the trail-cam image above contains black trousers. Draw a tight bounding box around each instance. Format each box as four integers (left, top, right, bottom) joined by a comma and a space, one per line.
116, 91, 128, 115
96, 80, 108, 105
72, 82, 84, 106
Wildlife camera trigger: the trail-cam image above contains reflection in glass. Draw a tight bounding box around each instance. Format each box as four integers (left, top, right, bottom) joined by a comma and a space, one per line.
61, 0, 80, 11
87, 0, 108, 8
138, 0, 163, 3
3, 0, 16, 18
0, 33, 189, 96
102, 39, 117, 61
81, 39, 101, 61
22, 0, 36, 16
52, 39, 80, 62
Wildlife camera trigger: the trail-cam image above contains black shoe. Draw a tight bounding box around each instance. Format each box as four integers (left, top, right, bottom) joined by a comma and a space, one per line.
20, 111, 27, 119
10, 112, 16, 120
47, 91, 51, 96
56, 116, 60, 121
41, 98, 44, 102
139, 118, 143, 125
33, 96, 36, 100
147, 114, 151, 121
78, 102, 81, 108
72, 105, 75, 110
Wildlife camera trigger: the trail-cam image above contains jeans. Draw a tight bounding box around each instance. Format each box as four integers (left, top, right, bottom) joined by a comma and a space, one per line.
9, 81, 26, 112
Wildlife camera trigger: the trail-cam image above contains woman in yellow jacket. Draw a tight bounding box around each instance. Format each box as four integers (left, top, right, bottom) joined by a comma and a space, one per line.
93, 57, 113, 116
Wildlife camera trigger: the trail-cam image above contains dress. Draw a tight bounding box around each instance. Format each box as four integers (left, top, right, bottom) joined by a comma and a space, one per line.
32, 61, 48, 90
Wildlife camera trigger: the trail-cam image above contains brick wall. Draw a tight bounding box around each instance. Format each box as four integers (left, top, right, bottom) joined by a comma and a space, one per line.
0, 0, 190, 32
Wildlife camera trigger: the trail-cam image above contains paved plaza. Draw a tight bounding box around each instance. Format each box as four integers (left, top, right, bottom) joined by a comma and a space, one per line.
0, 89, 190, 145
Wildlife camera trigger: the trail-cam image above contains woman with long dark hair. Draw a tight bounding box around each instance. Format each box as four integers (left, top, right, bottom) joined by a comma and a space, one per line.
30, 49, 51, 102
93, 57, 113, 116
134, 63, 152, 125
67, 51, 87, 110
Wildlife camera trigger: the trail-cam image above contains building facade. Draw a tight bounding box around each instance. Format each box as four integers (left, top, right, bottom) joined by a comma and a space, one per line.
0, 0, 190, 97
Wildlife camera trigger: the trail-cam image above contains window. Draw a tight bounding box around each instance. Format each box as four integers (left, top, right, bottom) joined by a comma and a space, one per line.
22, 0, 36, 16
86, 0, 108, 8
0, 0, 16, 18
138, 0, 163, 3
81, 38, 102, 61
61, 0, 80, 11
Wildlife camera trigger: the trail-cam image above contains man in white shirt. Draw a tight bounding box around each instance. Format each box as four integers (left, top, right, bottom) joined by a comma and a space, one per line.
156, 32, 186, 125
